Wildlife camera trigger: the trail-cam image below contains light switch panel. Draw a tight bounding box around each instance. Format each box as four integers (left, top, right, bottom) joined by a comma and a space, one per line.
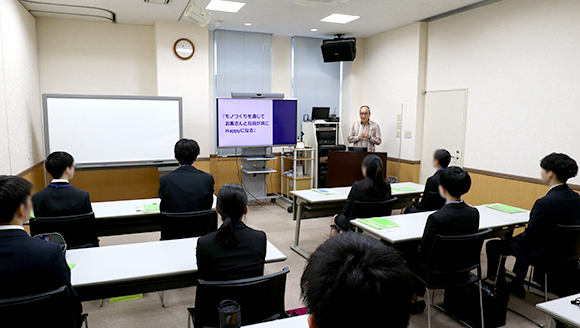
405, 131, 412, 139
396, 131, 401, 138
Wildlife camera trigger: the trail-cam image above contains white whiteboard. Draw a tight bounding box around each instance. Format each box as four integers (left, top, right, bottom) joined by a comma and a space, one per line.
43, 95, 182, 168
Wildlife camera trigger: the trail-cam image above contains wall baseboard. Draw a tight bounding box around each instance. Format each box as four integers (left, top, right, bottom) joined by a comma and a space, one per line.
464, 167, 580, 191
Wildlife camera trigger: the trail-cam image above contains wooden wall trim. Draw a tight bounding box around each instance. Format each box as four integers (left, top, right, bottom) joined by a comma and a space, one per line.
16, 161, 44, 177
387, 157, 421, 165
464, 167, 580, 191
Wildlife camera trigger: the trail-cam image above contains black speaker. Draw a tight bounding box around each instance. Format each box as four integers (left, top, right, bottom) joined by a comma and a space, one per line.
321, 37, 356, 62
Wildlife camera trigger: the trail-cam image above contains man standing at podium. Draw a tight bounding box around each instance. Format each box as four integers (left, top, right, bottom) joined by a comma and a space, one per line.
347, 105, 382, 152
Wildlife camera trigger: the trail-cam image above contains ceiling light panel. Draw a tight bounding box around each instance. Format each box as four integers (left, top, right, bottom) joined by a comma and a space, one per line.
206, 0, 246, 13
320, 13, 359, 24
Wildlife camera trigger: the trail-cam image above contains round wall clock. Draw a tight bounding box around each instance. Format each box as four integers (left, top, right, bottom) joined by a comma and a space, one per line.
174, 38, 195, 60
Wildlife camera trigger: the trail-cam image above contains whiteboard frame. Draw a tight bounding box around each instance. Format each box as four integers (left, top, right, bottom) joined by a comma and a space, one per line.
42, 94, 183, 169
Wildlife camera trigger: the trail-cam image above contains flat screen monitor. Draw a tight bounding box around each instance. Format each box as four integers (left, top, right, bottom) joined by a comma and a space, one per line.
312, 107, 330, 120
217, 98, 297, 148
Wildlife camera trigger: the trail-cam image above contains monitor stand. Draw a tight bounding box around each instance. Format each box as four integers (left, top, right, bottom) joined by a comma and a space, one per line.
240, 147, 278, 201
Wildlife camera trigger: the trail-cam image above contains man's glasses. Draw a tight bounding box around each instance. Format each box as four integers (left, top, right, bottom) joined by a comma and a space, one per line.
360, 112, 370, 116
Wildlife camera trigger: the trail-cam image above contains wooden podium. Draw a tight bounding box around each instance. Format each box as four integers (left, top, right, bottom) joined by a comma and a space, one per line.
327, 151, 388, 187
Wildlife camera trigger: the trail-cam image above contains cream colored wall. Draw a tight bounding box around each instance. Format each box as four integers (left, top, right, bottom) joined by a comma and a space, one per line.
271, 36, 292, 97
342, 22, 427, 161
425, 0, 580, 184
0, 0, 42, 175
36, 18, 157, 96
154, 21, 211, 157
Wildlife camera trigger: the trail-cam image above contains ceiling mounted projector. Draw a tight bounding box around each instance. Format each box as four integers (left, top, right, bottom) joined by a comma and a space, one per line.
183, 0, 211, 27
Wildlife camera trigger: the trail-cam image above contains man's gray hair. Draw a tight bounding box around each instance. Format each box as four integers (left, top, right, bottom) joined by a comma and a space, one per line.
360, 105, 371, 114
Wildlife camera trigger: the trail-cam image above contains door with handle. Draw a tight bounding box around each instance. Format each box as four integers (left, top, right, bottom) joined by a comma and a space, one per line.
420, 90, 467, 184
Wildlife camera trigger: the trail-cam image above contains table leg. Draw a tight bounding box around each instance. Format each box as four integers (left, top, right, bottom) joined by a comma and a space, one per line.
290, 197, 311, 260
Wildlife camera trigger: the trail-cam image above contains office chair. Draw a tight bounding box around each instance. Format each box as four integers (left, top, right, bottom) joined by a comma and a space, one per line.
30, 212, 98, 249
414, 229, 492, 328
0, 285, 88, 328
348, 197, 398, 225
33, 232, 67, 253
160, 209, 218, 241
188, 267, 290, 328
422, 191, 446, 211
505, 224, 580, 327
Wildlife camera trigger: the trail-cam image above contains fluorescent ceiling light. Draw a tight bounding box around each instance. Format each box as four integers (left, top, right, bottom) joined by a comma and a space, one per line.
206, 0, 245, 13
245, 22, 252, 26
311, 28, 318, 32
320, 13, 359, 24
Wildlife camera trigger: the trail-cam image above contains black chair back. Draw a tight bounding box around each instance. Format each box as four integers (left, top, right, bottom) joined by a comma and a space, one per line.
425, 229, 492, 289
349, 197, 398, 220
161, 209, 218, 241
0, 285, 81, 328
542, 224, 580, 270
30, 213, 98, 249
193, 267, 289, 328
423, 191, 446, 211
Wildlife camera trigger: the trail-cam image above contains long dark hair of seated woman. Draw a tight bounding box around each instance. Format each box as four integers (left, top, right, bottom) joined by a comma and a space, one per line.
215, 183, 248, 248
359, 155, 390, 198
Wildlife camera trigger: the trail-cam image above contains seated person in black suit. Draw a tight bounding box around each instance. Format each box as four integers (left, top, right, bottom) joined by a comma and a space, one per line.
330, 155, 392, 236
404, 149, 450, 213
409, 167, 480, 314
301, 232, 414, 328
0, 176, 81, 319
32, 151, 92, 218
196, 183, 266, 281
159, 139, 214, 213
486, 153, 580, 298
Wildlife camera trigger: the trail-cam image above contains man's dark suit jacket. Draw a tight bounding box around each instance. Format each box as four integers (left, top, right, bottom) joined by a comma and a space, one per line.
196, 221, 266, 281
32, 182, 92, 218
342, 180, 392, 218
418, 201, 480, 266
159, 165, 215, 213
407, 169, 445, 213
512, 184, 580, 265
0, 228, 81, 314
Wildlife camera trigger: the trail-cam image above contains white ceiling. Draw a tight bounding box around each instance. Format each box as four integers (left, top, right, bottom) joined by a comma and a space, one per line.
21, 0, 487, 38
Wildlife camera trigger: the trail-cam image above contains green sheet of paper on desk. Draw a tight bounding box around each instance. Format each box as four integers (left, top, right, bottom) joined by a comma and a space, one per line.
393, 187, 417, 192
356, 217, 400, 230
141, 203, 160, 213
485, 203, 526, 214
313, 189, 341, 196
68, 263, 76, 270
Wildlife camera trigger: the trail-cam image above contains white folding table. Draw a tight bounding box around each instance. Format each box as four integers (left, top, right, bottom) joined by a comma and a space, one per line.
67, 237, 286, 302
350, 205, 530, 245
289, 182, 425, 259
244, 315, 309, 328
537, 293, 580, 328
89, 195, 216, 236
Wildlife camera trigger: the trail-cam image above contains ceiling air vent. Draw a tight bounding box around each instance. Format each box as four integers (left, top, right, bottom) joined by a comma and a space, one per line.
144, 0, 172, 4
287, 0, 350, 5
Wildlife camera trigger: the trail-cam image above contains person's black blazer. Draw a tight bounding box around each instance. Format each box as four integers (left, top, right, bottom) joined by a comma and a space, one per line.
418, 201, 480, 266
159, 165, 215, 213
342, 180, 392, 219
512, 184, 580, 265
407, 169, 444, 213
0, 228, 81, 314
196, 221, 267, 281
32, 182, 92, 218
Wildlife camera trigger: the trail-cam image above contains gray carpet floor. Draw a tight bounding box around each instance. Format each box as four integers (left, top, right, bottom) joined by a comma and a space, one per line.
83, 202, 551, 327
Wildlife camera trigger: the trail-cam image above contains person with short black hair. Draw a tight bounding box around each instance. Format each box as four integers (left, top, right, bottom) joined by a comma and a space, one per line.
32, 151, 92, 218
159, 139, 214, 213
404, 149, 450, 213
330, 155, 392, 236
486, 153, 580, 298
408, 166, 479, 314
0, 175, 82, 320
301, 232, 414, 328
196, 183, 266, 281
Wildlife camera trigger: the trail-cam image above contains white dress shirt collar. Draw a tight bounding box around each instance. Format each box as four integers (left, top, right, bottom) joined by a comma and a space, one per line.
445, 199, 464, 205
549, 183, 565, 191
51, 179, 70, 184
0, 225, 25, 231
